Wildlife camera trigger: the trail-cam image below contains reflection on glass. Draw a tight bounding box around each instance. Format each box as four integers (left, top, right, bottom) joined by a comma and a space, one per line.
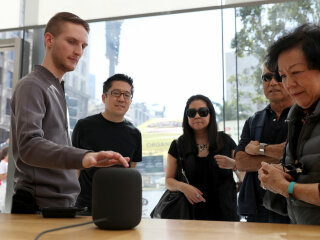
0, 49, 13, 141
0, 49, 14, 213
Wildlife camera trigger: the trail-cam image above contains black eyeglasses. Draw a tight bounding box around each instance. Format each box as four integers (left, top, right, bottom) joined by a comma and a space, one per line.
106, 90, 132, 100
261, 73, 274, 82
186, 107, 210, 118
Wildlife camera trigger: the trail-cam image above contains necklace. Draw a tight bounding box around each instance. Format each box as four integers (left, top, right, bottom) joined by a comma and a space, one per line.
197, 144, 208, 152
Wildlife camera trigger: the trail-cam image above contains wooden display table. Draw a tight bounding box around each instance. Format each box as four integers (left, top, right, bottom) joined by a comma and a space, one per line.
0, 213, 320, 239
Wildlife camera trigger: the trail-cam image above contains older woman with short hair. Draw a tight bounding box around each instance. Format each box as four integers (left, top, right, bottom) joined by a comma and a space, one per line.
259, 23, 320, 225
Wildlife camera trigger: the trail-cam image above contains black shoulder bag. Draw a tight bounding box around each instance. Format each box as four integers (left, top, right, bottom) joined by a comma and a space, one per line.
150, 140, 194, 219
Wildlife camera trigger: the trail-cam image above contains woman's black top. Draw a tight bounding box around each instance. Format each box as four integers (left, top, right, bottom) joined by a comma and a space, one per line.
168, 132, 239, 221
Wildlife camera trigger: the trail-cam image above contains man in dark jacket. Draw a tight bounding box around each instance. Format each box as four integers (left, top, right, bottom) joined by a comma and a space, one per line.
235, 63, 293, 223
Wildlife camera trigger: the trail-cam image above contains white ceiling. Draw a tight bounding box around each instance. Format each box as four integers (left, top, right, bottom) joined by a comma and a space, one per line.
0, 0, 293, 31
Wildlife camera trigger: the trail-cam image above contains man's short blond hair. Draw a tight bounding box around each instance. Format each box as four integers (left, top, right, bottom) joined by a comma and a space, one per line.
44, 12, 90, 37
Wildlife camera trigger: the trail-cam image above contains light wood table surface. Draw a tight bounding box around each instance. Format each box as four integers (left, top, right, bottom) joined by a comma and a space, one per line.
1, 213, 320, 240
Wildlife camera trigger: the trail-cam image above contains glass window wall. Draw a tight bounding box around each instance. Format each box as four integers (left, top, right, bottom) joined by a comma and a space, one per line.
0, 0, 318, 219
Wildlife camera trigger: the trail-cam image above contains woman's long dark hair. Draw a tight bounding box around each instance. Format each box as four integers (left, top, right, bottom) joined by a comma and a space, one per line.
182, 94, 222, 155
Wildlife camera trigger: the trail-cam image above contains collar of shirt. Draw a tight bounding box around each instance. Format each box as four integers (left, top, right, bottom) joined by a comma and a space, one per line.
265, 104, 291, 121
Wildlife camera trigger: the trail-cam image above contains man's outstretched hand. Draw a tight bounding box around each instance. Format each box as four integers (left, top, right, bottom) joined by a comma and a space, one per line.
82, 151, 129, 168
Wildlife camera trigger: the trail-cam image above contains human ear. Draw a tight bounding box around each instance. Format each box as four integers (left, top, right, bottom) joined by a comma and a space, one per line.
102, 93, 106, 103
44, 32, 54, 48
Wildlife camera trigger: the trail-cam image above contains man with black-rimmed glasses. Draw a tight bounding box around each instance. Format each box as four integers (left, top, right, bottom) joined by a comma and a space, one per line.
72, 73, 142, 215
234, 62, 293, 223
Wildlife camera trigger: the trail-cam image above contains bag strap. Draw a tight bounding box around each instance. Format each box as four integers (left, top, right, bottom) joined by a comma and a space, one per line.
249, 110, 266, 141
175, 139, 190, 184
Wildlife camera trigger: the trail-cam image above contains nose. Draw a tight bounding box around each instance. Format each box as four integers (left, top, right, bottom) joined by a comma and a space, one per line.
284, 75, 296, 90
74, 44, 83, 56
117, 93, 125, 101
270, 77, 279, 86
194, 112, 200, 118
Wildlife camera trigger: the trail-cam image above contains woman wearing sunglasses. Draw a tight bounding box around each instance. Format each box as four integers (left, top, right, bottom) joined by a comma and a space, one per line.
165, 94, 239, 221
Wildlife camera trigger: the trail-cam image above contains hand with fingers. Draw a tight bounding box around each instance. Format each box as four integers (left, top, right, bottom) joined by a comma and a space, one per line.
214, 155, 236, 169
180, 182, 206, 205
82, 151, 130, 169
258, 162, 294, 197
245, 140, 260, 155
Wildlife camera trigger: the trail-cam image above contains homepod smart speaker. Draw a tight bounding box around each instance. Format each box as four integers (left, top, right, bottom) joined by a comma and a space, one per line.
92, 168, 142, 230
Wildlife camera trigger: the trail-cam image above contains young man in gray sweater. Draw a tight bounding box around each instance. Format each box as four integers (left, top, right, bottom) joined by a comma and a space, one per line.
10, 12, 129, 213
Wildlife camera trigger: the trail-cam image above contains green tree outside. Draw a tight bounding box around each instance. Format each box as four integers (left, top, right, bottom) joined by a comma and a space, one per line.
227, 0, 320, 118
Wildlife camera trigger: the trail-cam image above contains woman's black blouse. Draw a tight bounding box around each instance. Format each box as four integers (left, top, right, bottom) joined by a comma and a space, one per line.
168, 132, 239, 221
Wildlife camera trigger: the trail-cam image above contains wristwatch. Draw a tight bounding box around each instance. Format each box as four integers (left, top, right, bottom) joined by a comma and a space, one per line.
259, 143, 268, 155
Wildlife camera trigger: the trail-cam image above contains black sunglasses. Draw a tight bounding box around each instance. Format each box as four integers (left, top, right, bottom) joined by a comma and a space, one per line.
186, 107, 210, 118
261, 73, 274, 82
